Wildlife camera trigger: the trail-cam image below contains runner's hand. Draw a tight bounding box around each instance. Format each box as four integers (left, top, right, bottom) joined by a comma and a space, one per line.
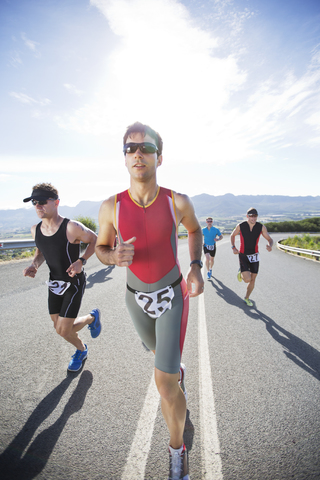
186, 266, 204, 298
23, 265, 37, 278
66, 260, 83, 277
115, 237, 136, 267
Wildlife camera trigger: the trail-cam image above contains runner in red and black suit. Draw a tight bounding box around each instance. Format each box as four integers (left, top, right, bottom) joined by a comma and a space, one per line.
95, 122, 204, 480
230, 207, 273, 307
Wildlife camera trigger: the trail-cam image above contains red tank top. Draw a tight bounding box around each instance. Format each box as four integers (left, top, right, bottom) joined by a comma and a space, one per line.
115, 187, 181, 284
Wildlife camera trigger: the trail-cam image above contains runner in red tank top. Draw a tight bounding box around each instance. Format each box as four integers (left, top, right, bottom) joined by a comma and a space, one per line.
96, 122, 204, 480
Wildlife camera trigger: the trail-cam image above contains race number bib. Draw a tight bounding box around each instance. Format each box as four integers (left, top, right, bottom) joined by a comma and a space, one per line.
46, 280, 71, 296
134, 285, 175, 319
205, 244, 215, 251
247, 253, 260, 263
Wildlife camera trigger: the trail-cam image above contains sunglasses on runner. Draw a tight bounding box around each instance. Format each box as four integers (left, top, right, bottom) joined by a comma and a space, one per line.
123, 142, 159, 155
248, 214, 258, 217
32, 199, 50, 206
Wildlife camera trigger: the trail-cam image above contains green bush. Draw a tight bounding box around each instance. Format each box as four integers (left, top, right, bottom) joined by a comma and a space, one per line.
282, 235, 320, 250
74, 216, 97, 233
265, 217, 320, 233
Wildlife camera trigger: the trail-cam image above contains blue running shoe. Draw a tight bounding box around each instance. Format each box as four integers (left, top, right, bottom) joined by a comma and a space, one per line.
68, 344, 88, 372
207, 271, 211, 280
88, 308, 101, 338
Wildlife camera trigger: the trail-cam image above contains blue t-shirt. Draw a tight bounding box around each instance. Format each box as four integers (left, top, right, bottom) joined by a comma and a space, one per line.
202, 226, 221, 246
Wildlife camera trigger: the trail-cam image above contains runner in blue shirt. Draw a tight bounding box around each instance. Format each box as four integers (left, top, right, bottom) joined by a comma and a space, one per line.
202, 217, 223, 279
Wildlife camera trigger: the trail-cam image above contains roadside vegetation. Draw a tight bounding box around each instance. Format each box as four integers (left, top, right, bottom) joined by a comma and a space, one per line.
280, 234, 320, 261
264, 217, 320, 232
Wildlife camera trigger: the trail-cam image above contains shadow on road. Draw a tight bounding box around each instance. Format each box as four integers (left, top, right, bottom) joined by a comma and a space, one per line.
209, 276, 248, 311
85, 265, 115, 289
0, 370, 93, 480
246, 308, 320, 382
208, 277, 320, 381
184, 409, 194, 454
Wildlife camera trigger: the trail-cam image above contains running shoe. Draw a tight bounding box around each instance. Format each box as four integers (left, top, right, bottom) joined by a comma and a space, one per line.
237, 269, 242, 282
209, 269, 212, 277
179, 363, 188, 402
88, 308, 101, 338
67, 344, 88, 372
207, 271, 211, 280
244, 298, 253, 307
168, 444, 189, 480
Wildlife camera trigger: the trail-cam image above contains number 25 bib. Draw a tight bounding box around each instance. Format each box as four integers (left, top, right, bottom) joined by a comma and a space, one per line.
134, 286, 175, 319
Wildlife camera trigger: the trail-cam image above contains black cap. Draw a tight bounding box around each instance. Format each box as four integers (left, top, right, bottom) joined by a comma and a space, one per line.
247, 207, 258, 216
23, 188, 58, 203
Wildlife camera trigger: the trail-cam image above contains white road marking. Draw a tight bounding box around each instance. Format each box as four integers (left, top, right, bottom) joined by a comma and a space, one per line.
121, 374, 160, 480
198, 292, 223, 479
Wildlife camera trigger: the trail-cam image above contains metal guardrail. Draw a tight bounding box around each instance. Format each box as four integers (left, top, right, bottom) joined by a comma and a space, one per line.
277, 240, 320, 260
0, 231, 233, 251
0, 239, 36, 250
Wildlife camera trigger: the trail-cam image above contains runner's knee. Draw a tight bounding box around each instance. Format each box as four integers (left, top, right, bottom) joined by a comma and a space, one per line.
55, 318, 73, 338
155, 370, 179, 401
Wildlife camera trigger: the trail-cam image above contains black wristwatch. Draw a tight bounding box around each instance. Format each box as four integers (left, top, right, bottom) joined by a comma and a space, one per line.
79, 257, 87, 266
190, 260, 203, 268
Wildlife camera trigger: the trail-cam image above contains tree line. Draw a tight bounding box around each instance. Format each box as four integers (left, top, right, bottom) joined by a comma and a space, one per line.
264, 217, 320, 233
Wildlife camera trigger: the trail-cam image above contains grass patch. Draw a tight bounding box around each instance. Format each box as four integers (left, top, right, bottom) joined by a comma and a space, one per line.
281, 235, 320, 260
0, 248, 36, 263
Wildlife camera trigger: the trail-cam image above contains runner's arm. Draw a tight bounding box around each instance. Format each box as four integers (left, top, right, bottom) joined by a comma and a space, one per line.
230, 224, 240, 254
23, 225, 45, 277
262, 225, 273, 251
66, 220, 98, 276
174, 193, 204, 297
95, 197, 136, 267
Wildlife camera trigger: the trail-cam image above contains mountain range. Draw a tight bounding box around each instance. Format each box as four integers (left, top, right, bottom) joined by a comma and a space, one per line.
1, 194, 320, 234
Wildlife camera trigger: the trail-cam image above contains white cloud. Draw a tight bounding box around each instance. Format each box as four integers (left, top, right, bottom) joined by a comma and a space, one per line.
54, 0, 320, 165
10, 92, 51, 107
21, 32, 41, 57
63, 83, 84, 96
8, 50, 23, 68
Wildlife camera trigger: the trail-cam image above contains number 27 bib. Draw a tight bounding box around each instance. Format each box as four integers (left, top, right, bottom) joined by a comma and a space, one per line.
46, 280, 71, 295
134, 285, 175, 319
247, 253, 260, 263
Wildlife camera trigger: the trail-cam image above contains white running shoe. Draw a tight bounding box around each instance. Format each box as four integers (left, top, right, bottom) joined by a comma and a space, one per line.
168, 444, 190, 480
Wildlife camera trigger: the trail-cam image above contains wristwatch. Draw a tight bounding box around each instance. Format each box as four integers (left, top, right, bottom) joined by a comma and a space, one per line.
79, 257, 87, 266
190, 260, 203, 268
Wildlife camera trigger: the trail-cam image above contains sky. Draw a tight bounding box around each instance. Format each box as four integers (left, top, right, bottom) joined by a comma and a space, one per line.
1, 0, 320, 210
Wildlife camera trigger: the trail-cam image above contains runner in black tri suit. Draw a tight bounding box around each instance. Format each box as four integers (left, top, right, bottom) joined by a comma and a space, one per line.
230, 207, 273, 306
23, 183, 101, 372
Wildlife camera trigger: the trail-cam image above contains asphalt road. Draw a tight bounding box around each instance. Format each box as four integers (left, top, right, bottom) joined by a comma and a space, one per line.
0, 233, 319, 480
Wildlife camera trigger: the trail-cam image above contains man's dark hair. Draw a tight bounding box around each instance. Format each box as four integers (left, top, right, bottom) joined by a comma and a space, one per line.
32, 182, 59, 197
123, 121, 163, 156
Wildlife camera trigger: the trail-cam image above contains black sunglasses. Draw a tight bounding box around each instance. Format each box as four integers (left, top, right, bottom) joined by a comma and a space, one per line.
123, 142, 158, 155
32, 199, 50, 206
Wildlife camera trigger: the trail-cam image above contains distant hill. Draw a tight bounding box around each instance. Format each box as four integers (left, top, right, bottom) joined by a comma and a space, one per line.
192, 193, 320, 218
1, 194, 320, 235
